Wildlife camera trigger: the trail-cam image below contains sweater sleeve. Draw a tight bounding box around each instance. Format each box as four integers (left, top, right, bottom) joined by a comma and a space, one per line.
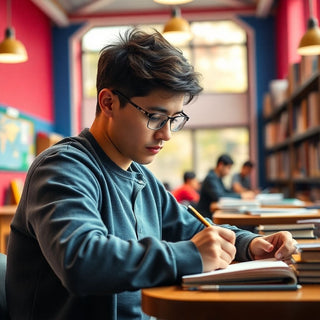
17, 146, 206, 296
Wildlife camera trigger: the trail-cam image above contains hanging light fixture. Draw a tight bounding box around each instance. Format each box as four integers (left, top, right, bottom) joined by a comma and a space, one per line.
297, 0, 320, 56
0, 0, 28, 63
154, 0, 193, 4
163, 7, 192, 46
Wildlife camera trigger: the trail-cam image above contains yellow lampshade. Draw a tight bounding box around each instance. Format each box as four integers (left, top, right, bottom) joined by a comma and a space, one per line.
297, 19, 320, 55
0, 27, 28, 63
163, 7, 192, 46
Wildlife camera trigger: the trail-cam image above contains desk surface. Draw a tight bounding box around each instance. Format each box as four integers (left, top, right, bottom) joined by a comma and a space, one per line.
213, 209, 320, 226
142, 284, 320, 320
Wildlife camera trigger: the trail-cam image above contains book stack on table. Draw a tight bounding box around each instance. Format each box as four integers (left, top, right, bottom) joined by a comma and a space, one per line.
256, 223, 317, 239
292, 242, 320, 284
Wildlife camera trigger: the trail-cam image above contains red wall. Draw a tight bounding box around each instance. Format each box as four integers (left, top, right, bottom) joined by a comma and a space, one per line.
0, 0, 53, 205
276, 0, 320, 79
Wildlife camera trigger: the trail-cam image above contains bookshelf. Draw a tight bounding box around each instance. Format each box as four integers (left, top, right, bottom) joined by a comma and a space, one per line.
264, 56, 320, 200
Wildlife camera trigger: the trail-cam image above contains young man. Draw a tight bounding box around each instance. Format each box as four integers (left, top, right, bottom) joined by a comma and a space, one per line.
6, 29, 296, 320
231, 160, 255, 193
197, 154, 255, 218
172, 171, 200, 205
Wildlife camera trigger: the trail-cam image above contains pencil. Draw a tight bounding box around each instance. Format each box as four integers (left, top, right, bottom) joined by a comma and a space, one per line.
187, 205, 211, 228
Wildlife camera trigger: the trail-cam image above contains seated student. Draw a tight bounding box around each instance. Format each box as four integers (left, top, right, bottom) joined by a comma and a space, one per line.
231, 160, 255, 193
197, 154, 255, 218
6, 28, 296, 320
172, 171, 200, 205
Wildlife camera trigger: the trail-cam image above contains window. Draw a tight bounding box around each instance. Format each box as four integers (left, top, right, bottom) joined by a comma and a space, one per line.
81, 21, 247, 98
147, 127, 249, 190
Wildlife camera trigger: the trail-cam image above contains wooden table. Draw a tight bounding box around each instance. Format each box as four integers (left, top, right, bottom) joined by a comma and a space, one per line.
212, 209, 320, 226
0, 206, 16, 253
141, 284, 320, 320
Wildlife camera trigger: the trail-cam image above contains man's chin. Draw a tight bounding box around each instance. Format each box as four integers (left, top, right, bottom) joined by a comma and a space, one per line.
136, 156, 156, 165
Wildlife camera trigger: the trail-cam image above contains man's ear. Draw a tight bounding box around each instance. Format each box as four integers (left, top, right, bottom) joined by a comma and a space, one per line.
98, 89, 115, 116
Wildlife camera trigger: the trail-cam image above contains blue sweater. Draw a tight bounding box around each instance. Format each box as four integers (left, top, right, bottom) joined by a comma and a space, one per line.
6, 129, 257, 320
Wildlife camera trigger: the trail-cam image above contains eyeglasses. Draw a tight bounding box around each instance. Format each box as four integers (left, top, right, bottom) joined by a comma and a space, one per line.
112, 90, 189, 132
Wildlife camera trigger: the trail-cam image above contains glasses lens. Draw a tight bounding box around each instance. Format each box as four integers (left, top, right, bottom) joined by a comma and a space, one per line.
147, 114, 188, 131
170, 116, 188, 132
148, 114, 168, 130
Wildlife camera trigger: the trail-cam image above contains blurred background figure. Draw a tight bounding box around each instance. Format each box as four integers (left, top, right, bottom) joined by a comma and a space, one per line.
172, 171, 200, 206
197, 154, 255, 218
231, 160, 255, 193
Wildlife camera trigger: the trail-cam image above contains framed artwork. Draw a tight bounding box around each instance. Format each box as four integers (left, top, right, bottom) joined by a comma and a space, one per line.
0, 108, 35, 171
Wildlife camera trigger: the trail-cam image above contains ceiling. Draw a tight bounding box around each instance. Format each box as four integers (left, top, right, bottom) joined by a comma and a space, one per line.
31, 0, 275, 27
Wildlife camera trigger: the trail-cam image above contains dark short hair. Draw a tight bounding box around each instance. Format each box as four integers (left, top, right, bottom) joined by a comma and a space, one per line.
217, 154, 234, 166
95, 28, 203, 114
243, 160, 254, 168
183, 171, 196, 183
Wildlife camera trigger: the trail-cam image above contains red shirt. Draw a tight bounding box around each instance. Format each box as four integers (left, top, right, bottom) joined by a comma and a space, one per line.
172, 184, 200, 204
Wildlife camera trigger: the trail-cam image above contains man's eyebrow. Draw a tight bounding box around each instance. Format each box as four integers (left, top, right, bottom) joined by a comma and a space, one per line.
147, 105, 184, 115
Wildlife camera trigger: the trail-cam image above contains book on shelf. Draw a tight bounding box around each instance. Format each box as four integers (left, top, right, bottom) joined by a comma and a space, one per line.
308, 139, 320, 177
255, 223, 317, 239
182, 258, 298, 291
307, 91, 320, 129
293, 99, 308, 135
299, 55, 320, 83
293, 142, 309, 178
287, 62, 300, 94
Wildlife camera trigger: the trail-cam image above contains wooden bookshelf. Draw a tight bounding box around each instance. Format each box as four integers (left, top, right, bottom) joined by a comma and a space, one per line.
264, 57, 320, 200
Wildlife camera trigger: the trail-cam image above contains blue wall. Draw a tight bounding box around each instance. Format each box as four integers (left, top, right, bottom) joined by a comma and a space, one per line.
240, 15, 277, 188
52, 23, 83, 137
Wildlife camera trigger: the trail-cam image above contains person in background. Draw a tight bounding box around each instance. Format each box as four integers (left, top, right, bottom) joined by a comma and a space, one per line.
231, 160, 255, 193
197, 154, 255, 218
172, 171, 200, 206
6, 29, 296, 320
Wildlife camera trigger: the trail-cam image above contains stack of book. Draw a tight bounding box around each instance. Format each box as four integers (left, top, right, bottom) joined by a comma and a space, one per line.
256, 223, 317, 239
218, 198, 260, 213
292, 242, 320, 284
297, 218, 320, 238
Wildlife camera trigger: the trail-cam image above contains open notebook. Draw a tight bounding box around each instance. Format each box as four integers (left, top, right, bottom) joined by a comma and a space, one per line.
182, 258, 298, 291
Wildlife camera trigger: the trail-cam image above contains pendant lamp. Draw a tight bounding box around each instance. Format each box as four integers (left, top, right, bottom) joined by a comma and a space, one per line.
163, 7, 192, 46
297, 0, 320, 56
0, 0, 28, 63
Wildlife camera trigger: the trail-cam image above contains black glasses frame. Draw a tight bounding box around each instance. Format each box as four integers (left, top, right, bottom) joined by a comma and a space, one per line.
112, 90, 189, 132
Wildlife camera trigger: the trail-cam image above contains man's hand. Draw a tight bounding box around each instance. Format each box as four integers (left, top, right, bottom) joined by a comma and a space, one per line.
249, 231, 297, 262
240, 190, 256, 200
191, 226, 236, 272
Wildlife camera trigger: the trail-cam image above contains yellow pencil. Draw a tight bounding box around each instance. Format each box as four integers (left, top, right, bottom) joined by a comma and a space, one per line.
187, 205, 211, 228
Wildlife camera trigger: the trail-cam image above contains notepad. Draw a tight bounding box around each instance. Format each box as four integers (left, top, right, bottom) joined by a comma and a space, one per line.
182, 259, 298, 291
